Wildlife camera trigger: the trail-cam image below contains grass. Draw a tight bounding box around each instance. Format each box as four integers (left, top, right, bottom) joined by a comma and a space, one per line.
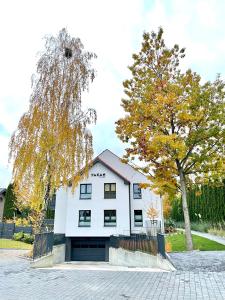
0, 239, 33, 250
166, 232, 225, 252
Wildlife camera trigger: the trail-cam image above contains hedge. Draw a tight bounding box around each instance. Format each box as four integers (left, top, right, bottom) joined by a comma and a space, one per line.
170, 183, 225, 224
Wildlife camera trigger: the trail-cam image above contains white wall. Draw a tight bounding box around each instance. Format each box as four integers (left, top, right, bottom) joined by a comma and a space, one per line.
130, 172, 162, 234
65, 162, 130, 237
54, 160, 163, 237
54, 188, 68, 234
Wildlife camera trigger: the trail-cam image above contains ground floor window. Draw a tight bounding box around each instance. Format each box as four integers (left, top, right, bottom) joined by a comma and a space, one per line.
79, 210, 91, 227
134, 210, 143, 227
104, 210, 116, 227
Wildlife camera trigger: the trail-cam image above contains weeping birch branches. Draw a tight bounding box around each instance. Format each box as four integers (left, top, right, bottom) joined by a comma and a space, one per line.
9, 29, 97, 229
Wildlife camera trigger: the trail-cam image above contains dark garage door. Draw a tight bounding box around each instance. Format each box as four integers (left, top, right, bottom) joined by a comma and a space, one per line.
71, 237, 108, 261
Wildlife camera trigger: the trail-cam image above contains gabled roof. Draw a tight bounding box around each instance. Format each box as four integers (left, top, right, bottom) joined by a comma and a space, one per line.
93, 149, 146, 183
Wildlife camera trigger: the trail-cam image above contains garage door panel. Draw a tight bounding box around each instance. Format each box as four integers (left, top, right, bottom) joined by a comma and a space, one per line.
72, 248, 105, 261
71, 238, 108, 261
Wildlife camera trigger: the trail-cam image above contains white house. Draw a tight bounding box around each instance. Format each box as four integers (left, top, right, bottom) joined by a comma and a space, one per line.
54, 149, 163, 262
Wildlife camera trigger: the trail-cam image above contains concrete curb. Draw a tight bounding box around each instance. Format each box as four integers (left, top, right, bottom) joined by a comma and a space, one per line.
165, 252, 176, 271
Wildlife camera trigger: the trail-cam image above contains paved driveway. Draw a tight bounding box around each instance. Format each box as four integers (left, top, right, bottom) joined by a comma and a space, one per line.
1, 250, 225, 300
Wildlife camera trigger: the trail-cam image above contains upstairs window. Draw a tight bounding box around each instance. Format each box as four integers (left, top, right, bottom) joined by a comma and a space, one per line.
104, 210, 116, 227
133, 183, 142, 199
79, 210, 91, 227
134, 210, 143, 227
80, 184, 92, 199
104, 183, 116, 199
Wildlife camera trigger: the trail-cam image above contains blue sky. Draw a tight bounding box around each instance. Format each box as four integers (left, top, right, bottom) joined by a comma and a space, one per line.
1, 0, 225, 188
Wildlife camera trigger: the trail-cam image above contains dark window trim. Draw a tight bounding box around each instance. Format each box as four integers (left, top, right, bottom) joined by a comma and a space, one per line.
104, 183, 116, 199
134, 210, 143, 227
80, 184, 92, 199
78, 210, 91, 227
133, 183, 142, 199
104, 210, 117, 227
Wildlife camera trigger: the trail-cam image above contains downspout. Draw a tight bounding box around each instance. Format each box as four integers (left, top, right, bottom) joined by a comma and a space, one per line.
128, 183, 131, 236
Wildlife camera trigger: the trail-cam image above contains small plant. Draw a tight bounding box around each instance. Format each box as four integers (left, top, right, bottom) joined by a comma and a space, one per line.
13, 231, 24, 241
22, 233, 34, 244
147, 206, 159, 220
13, 231, 34, 244
165, 219, 176, 234
165, 241, 172, 252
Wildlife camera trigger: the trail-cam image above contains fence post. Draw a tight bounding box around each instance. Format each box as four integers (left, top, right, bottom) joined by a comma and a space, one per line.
157, 233, 166, 258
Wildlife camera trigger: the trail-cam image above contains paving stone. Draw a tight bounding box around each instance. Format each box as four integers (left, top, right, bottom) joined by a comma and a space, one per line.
1, 251, 225, 299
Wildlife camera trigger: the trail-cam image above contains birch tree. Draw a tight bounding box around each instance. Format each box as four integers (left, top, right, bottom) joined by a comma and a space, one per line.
9, 29, 97, 232
116, 28, 225, 250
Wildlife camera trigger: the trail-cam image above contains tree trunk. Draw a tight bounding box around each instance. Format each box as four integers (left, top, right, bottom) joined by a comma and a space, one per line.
34, 184, 50, 234
179, 168, 193, 251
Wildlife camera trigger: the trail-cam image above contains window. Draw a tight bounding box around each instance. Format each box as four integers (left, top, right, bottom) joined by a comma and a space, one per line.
134, 210, 143, 227
104, 210, 116, 227
133, 183, 142, 199
79, 210, 91, 227
104, 183, 116, 199
80, 184, 92, 199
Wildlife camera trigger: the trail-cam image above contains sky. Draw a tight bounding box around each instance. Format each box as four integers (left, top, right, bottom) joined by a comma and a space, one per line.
1, 0, 225, 188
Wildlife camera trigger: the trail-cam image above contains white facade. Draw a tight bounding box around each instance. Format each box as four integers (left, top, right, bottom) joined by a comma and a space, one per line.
54, 149, 163, 237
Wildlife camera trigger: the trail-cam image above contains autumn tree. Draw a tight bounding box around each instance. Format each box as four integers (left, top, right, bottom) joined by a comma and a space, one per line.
116, 28, 225, 250
9, 29, 97, 232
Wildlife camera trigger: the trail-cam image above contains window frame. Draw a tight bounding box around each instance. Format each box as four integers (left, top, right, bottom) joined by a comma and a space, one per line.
104, 183, 116, 199
104, 210, 117, 227
78, 210, 91, 227
80, 184, 92, 199
133, 183, 142, 199
134, 210, 143, 227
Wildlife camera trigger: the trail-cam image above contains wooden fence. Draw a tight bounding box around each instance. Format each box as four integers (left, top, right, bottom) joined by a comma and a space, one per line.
109, 233, 166, 258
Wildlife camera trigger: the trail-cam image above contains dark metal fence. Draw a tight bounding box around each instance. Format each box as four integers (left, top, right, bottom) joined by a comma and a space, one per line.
0, 220, 54, 240
32, 232, 65, 259
0, 222, 32, 239
32, 232, 54, 259
54, 234, 66, 245
109, 233, 166, 257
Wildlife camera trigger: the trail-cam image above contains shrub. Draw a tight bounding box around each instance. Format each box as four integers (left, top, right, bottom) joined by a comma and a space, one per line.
15, 217, 31, 226
165, 219, 176, 233
208, 228, 225, 238
3, 184, 16, 219
191, 222, 211, 233
22, 233, 34, 244
13, 231, 24, 241
173, 221, 212, 233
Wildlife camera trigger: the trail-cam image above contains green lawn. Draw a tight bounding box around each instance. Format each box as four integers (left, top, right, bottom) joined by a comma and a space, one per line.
166, 233, 225, 252
0, 239, 33, 250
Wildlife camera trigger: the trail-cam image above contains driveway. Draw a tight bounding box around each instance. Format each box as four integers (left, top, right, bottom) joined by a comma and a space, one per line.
1, 250, 225, 300
169, 251, 225, 272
